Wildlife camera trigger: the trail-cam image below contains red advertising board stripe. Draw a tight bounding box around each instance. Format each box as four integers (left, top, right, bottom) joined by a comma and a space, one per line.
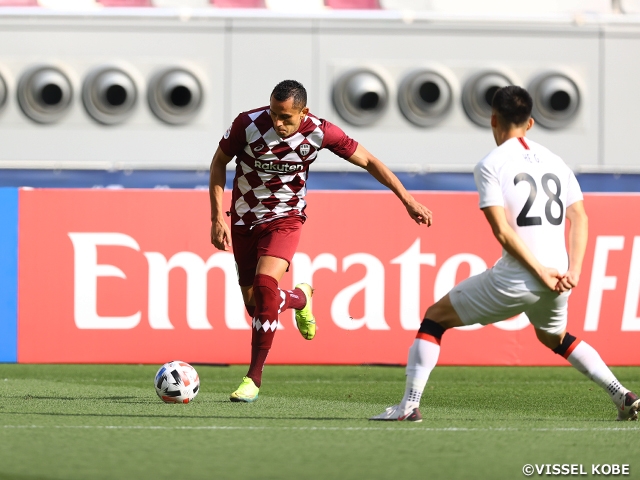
17, 189, 640, 365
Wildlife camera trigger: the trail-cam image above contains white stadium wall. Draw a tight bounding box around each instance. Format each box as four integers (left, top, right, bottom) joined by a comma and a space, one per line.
0, 9, 638, 172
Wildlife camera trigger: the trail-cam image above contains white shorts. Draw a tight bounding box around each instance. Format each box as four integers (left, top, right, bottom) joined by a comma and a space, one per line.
449, 268, 569, 335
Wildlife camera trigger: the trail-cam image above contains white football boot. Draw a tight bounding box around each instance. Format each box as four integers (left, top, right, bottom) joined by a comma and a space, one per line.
369, 404, 422, 422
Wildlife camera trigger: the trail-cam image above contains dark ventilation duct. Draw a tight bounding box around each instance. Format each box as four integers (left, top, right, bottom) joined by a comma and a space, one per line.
529, 73, 580, 129
398, 70, 453, 127
148, 68, 203, 125
332, 69, 389, 126
17, 66, 73, 124
83, 67, 138, 125
462, 71, 513, 128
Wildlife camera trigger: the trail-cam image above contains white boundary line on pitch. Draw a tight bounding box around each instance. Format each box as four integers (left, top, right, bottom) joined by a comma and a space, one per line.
1, 425, 638, 432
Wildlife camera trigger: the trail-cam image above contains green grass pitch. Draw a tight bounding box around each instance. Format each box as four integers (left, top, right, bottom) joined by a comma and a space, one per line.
0, 364, 638, 480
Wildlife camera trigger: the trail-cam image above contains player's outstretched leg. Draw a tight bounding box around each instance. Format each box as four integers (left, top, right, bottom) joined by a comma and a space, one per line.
552, 333, 639, 421
370, 319, 444, 422
275, 282, 313, 339
294, 283, 315, 340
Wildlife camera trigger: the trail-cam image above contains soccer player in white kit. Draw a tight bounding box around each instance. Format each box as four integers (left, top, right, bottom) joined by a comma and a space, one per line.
371, 86, 639, 422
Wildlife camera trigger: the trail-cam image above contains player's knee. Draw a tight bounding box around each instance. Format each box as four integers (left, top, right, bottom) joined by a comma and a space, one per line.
424, 303, 441, 320
253, 274, 280, 311
534, 328, 564, 350
424, 296, 460, 329
241, 286, 254, 306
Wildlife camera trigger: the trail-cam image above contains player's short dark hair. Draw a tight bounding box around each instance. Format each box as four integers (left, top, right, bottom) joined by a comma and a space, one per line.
271, 80, 307, 110
491, 86, 533, 126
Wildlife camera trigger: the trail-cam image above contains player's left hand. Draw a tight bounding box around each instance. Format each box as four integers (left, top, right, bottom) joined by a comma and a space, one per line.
556, 270, 580, 293
405, 200, 433, 226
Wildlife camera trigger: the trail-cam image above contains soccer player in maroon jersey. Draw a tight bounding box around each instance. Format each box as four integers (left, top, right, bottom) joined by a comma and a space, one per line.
209, 80, 432, 402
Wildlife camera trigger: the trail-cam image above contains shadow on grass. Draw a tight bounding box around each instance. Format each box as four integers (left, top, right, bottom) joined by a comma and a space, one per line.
5, 395, 241, 405
0, 410, 360, 421
17, 395, 138, 401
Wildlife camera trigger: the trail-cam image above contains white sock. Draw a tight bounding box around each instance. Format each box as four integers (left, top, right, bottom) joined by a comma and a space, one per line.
400, 338, 440, 411
566, 340, 628, 407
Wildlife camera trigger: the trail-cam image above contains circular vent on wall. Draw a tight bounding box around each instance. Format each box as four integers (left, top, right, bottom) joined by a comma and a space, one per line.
462, 71, 513, 128
529, 73, 580, 129
332, 69, 389, 126
148, 68, 203, 125
398, 70, 453, 127
18, 66, 73, 124
83, 67, 138, 125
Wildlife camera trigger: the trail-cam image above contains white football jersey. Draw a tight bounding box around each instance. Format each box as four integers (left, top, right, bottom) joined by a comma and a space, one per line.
474, 136, 583, 291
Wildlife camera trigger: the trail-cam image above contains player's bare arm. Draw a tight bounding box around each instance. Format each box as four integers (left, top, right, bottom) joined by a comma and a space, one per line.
559, 200, 588, 292
209, 146, 234, 251
346, 144, 433, 226
482, 205, 562, 291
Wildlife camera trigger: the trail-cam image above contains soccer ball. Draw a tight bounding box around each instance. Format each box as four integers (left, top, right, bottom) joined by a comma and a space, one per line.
154, 361, 200, 404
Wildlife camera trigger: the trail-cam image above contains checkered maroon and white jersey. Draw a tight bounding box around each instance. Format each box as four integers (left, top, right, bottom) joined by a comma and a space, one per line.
219, 106, 358, 226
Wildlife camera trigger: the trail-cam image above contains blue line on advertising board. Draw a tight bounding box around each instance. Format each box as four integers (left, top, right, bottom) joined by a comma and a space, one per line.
0, 188, 18, 363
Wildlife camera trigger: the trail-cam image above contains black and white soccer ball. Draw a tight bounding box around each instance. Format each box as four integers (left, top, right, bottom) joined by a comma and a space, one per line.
154, 360, 200, 404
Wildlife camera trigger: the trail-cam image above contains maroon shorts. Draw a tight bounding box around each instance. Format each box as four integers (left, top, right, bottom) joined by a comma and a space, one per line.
231, 216, 304, 286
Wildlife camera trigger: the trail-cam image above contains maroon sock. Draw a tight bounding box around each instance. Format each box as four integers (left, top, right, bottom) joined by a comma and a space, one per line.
279, 287, 307, 312
246, 274, 280, 387
247, 346, 269, 388
245, 304, 255, 317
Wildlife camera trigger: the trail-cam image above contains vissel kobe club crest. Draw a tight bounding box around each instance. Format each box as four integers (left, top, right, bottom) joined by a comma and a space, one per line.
299, 144, 311, 157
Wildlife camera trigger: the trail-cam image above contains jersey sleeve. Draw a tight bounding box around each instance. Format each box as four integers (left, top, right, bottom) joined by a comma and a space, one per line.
219, 113, 247, 158
319, 119, 358, 159
565, 170, 584, 207
474, 159, 504, 209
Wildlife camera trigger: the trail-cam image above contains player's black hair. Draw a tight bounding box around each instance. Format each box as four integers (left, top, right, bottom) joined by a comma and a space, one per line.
271, 80, 307, 109
491, 86, 532, 126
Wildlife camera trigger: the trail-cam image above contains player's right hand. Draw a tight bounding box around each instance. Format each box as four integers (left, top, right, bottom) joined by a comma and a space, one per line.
211, 218, 231, 251
405, 200, 433, 226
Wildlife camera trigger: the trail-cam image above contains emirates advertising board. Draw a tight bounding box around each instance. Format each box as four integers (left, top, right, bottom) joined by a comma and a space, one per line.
13, 189, 640, 365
